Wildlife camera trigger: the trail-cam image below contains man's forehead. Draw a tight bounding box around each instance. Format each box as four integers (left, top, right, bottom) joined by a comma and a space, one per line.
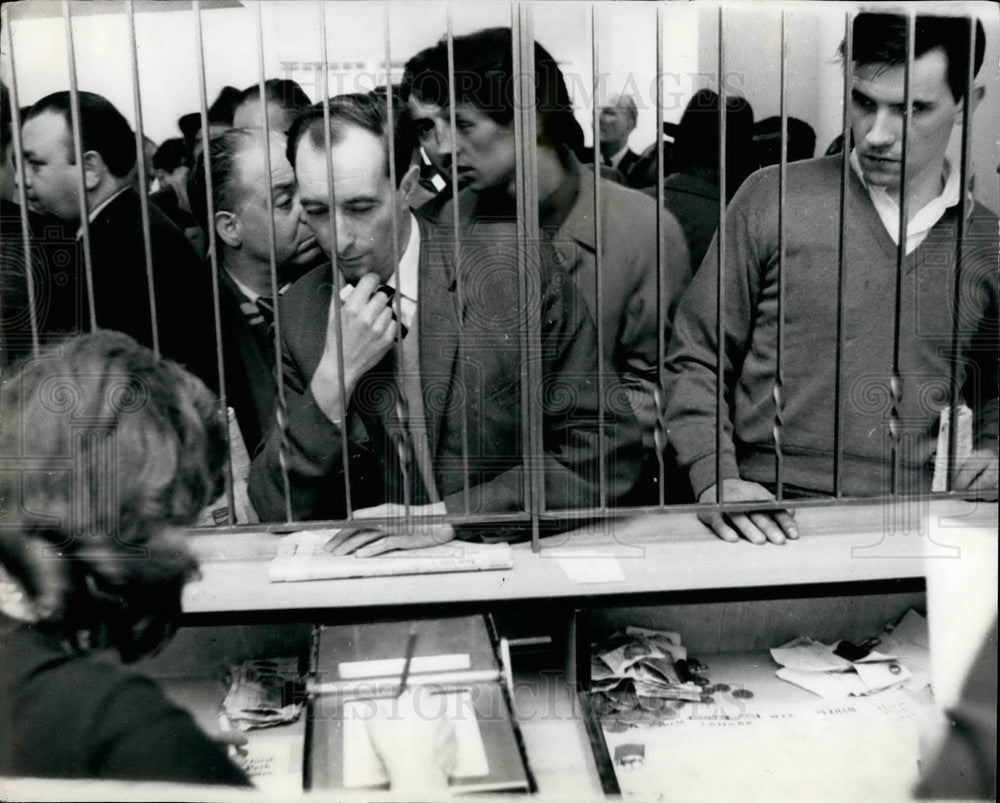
23, 110, 68, 143
851, 48, 951, 94
296, 133, 389, 196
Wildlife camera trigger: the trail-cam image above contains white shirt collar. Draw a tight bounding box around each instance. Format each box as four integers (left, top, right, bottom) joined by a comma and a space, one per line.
381, 212, 420, 329
75, 186, 131, 238
608, 144, 631, 169
850, 149, 963, 255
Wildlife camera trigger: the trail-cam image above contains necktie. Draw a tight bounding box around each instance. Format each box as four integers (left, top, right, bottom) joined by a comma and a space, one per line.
377, 285, 409, 340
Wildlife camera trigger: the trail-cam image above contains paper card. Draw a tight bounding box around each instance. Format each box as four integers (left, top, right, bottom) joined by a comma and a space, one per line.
338, 653, 471, 679
549, 550, 625, 584
854, 661, 911, 695
770, 637, 854, 673
341, 691, 488, 788
775, 667, 867, 699
932, 403, 972, 492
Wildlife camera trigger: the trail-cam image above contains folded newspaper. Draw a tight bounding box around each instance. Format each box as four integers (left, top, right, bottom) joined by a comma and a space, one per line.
268, 529, 514, 582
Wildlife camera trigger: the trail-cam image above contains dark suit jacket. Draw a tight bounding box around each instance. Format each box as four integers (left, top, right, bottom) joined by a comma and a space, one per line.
218, 271, 277, 456
584, 148, 642, 187
84, 188, 218, 389
248, 214, 642, 535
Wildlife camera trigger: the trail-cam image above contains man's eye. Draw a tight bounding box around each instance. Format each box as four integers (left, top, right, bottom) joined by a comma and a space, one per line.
303, 206, 327, 218
346, 203, 375, 214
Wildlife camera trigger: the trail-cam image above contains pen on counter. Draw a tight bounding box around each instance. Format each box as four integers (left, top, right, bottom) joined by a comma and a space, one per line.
397, 626, 419, 698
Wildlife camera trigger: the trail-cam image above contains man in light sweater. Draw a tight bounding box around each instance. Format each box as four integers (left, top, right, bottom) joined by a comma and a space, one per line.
665, 12, 998, 544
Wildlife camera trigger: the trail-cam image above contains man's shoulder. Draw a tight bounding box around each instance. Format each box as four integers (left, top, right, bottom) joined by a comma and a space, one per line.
283, 262, 334, 313
730, 156, 844, 213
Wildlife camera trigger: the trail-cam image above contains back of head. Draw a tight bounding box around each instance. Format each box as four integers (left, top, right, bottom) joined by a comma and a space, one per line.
673, 89, 755, 194
401, 26, 584, 157
25, 91, 136, 178
847, 12, 986, 101
153, 137, 189, 173
285, 90, 414, 188
0, 331, 226, 661
238, 78, 312, 114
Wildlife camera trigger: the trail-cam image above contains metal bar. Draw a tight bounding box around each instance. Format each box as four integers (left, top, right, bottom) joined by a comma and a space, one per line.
590, 4, 607, 510
3, 21, 40, 356
947, 16, 975, 492
773, 10, 787, 501
889, 12, 916, 496
383, 2, 413, 526
445, 4, 471, 515
254, 0, 293, 522
125, 0, 159, 357
62, 0, 96, 331
714, 6, 726, 505
511, 2, 542, 549
654, 4, 666, 508
192, 0, 236, 521
318, 0, 354, 518
833, 10, 852, 498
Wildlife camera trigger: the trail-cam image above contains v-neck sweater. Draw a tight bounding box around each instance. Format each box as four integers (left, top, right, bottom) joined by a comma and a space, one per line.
665, 155, 999, 497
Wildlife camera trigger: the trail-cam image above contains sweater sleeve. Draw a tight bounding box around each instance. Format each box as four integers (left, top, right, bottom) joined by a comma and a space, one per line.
664, 176, 770, 498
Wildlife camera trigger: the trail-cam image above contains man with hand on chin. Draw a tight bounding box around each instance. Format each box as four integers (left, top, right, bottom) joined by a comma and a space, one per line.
247, 91, 641, 551
665, 12, 998, 545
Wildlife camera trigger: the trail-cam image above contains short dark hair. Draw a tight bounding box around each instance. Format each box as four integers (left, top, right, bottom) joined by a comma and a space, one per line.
24, 91, 136, 177
152, 137, 189, 173
401, 27, 585, 157
237, 78, 312, 115
845, 13, 986, 101
188, 128, 262, 233
285, 90, 414, 188
0, 331, 226, 660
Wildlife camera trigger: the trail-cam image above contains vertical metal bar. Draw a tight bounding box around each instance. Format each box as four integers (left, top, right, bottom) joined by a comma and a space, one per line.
834, 10, 852, 499
773, 10, 787, 501
511, 2, 542, 549
947, 16, 975, 493
445, 4, 471, 515
654, 4, 666, 507
714, 6, 726, 505
318, 0, 354, 517
192, 0, 236, 521
889, 12, 916, 496
383, 2, 413, 527
590, 5, 607, 509
4, 21, 40, 356
62, 0, 96, 331
254, 0, 293, 523
125, 0, 159, 357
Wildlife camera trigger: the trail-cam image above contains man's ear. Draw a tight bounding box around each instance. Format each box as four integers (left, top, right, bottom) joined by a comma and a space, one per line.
956, 85, 986, 122
215, 210, 241, 249
81, 151, 104, 191
398, 164, 421, 207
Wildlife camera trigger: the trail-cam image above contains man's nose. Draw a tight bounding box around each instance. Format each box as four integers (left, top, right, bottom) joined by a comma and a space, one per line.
334, 210, 354, 253
865, 107, 898, 149
434, 120, 456, 159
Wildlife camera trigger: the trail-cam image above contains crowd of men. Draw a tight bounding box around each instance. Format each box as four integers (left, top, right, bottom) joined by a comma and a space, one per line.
1, 13, 996, 548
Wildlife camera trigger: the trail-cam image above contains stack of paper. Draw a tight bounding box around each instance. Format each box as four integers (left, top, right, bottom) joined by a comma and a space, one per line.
589, 626, 704, 731
222, 657, 304, 731
269, 530, 513, 582
771, 632, 915, 700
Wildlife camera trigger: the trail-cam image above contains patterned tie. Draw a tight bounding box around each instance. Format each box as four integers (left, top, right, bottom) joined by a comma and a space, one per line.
377, 285, 409, 340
